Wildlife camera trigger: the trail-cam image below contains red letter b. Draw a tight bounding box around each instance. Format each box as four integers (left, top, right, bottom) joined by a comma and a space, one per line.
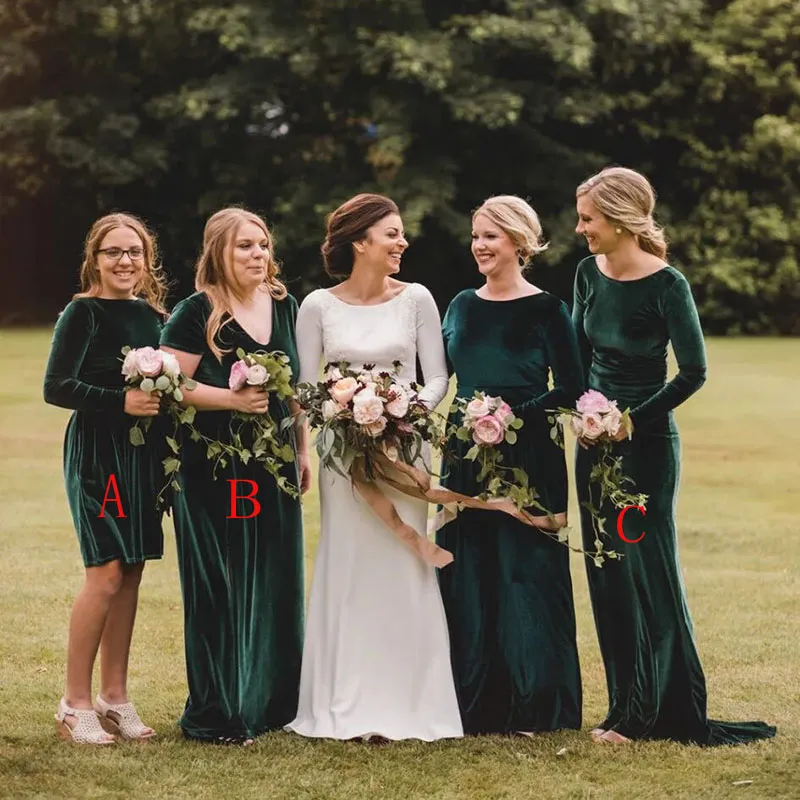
227, 480, 261, 519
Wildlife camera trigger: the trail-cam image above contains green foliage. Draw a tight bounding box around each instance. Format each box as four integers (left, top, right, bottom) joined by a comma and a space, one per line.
0, 1, 798, 332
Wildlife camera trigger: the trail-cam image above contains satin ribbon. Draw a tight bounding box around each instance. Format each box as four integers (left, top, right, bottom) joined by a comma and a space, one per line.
350, 453, 567, 569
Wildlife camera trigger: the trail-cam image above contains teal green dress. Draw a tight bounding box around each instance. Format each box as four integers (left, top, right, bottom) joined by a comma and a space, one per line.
437, 290, 584, 734
43, 298, 165, 567
573, 256, 776, 744
160, 291, 304, 742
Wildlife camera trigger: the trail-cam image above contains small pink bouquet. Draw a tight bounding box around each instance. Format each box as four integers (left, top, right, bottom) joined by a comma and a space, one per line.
120, 345, 198, 503
551, 389, 646, 566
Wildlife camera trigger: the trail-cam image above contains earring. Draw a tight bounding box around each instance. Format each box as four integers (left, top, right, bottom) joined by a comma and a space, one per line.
615, 227, 622, 234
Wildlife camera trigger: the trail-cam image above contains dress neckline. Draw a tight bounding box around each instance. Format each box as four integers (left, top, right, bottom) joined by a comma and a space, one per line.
592, 256, 669, 284
472, 289, 546, 303
324, 284, 413, 308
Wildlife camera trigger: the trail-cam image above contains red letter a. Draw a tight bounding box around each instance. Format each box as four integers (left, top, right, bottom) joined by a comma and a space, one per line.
227, 480, 261, 519
98, 474, 126, 518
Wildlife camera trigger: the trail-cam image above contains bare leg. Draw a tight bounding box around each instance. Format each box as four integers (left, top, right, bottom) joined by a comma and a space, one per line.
99, 562, 145, 705
62, 561, 123, 739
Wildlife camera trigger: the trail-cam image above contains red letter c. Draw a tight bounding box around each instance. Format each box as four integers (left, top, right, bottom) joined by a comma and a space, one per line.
617, 505, 646, 543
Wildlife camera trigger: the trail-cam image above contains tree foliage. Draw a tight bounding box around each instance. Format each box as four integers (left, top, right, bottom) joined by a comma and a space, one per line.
1, 0, 798, 332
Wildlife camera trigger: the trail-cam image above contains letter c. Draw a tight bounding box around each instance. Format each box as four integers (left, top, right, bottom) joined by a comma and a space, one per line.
617, 504, 646, 543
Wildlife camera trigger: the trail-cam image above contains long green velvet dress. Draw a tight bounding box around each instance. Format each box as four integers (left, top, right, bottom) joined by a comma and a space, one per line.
437, 289, 584, 734
43, 297, 165, 567
160, 291, 304, 742
573, 256, 776, 744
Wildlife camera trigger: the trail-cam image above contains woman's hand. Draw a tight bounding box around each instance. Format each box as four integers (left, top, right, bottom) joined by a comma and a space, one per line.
124, 388, 161, 417
297, 451, 313, 495
230, 386, 269, 414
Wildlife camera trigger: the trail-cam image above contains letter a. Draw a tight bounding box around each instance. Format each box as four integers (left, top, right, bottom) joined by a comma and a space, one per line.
227, 480, 261, 519
616, 504, 646, 543
98, 474, 126, 518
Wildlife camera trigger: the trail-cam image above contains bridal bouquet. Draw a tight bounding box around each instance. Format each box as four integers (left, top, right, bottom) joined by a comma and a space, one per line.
552, 389, 647, 565
194, 348, 298, 497
120, 345, 197, 502
297, 361, 445, 478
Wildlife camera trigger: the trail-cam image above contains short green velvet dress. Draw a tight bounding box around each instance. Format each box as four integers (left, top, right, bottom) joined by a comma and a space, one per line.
437, 289, 584, 734
573, 256, 776, 744
160, 291, 304, 742
43, 297, 166, 567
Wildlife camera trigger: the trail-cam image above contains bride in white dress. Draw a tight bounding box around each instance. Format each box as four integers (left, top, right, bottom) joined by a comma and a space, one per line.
286, 194, 463, 741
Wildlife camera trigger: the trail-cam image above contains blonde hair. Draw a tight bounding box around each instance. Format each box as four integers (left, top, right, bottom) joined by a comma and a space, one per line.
576, 167, 668, 259
195, 207, 288, 361
75, 213, 168, 315
473, 195, 549, 269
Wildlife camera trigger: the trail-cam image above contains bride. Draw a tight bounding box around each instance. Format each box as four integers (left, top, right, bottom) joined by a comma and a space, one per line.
286, 194, 463, 741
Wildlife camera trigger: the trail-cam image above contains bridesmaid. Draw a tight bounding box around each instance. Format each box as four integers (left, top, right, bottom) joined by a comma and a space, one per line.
573, 166, 776, 745
437, 195, 584, 735
160, 208, 309, 744
44, 213, 167, 744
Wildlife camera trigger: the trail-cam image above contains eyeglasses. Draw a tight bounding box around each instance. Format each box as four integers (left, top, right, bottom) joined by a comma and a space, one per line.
97, 247, 145, 261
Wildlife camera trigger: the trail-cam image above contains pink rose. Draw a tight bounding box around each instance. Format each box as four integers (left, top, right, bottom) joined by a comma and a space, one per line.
581, 412, 604, 440
494, 402, 514, 426
136, 347, 163, 378
465, 396, 491, 420
602, 406, 622, 436
576, 389, 613, 415
364, 416, 388, 437
385, 385, 410, 418
121, 349, 139, 379
330, 376, 359, 405
352, 393, 385, 425
228, 360, 249, 391
472, 415, 505, 446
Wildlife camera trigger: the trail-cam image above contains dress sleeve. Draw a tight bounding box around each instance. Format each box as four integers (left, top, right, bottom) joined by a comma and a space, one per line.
159, 294, 209, 355
515, 300, 585, 414
630, 276, 708, 425
413, 285, 449, 409
295, 291, 324, 385
440, 298, 456, 377
43, 301, 126, 412
571, 261, 593, 386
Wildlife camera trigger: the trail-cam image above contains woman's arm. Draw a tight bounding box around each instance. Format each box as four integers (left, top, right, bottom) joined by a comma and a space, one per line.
414, 286, 449, 409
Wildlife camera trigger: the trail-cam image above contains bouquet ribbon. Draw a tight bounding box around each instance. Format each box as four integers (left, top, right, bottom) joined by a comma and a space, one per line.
350, 453, 567, 569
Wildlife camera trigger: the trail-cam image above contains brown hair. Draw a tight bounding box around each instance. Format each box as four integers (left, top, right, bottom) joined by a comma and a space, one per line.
74, 213, 168, 314
195, 207, 288, 361
473, 195, 549, 270
321, 193, 400, 278
576, 167, 668, 259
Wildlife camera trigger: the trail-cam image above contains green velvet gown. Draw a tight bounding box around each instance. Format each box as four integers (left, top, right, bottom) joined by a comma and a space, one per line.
43, 297, 165, 567
573, 256, 776, 744
160, 291, 304, 742
437, 289, 584, 734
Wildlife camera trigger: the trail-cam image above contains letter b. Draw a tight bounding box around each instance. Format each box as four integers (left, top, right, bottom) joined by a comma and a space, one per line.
227, 480, 261, 519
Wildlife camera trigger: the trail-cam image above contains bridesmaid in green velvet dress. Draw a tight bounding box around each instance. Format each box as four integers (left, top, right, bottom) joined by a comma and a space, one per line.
573, 166, 776, 745
44, 213, 167, 744
160, 208, 308, 745
437, 196, 584, 735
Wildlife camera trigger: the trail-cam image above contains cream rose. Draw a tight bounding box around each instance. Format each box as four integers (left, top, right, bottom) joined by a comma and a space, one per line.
364, 416, 388, 437
246, 364, 268, 386
385, 386, 410, 418
325, 366, 343, 382
322, 399, 344, 421
352, 393, 385, 425
602, 407, 622, 436
161, 351, 181, 378
465, 396, 491, 420
581, 412, 604, 440
121, 349, 139, 379
330, 377, 359, 405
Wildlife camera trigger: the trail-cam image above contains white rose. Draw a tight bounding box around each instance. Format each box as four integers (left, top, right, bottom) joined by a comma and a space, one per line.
246, 364, 268, 386
322, 399, 344, 421
353, 393, 385, 425
465, 396, 491, 420
385, 385, 409, 418
602, 407, 622, 436
136, 347, 163, 378
121, 349, 139, 379
161, 351, 180, 378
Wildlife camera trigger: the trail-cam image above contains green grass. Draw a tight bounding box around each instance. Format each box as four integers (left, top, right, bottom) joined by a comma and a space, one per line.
0, 331, 798, 799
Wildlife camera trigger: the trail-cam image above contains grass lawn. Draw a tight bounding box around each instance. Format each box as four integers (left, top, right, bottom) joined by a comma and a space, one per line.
0, 331, 797, 799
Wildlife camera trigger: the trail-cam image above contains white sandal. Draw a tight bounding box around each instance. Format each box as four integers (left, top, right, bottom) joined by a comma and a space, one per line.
94, 694, 156, 741
55, 697, 116, 745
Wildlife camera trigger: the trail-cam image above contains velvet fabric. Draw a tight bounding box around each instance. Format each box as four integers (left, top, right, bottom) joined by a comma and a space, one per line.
160, 291, 304, 741
436, 290, 584, 734
573, 256, 776, 744
43, 297, 165, 567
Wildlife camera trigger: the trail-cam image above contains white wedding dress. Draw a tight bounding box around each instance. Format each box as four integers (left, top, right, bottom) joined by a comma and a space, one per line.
286, 283, 463, 741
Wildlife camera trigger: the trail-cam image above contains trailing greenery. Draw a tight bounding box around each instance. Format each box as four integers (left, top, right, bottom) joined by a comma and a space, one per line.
1, 0, 798, 332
